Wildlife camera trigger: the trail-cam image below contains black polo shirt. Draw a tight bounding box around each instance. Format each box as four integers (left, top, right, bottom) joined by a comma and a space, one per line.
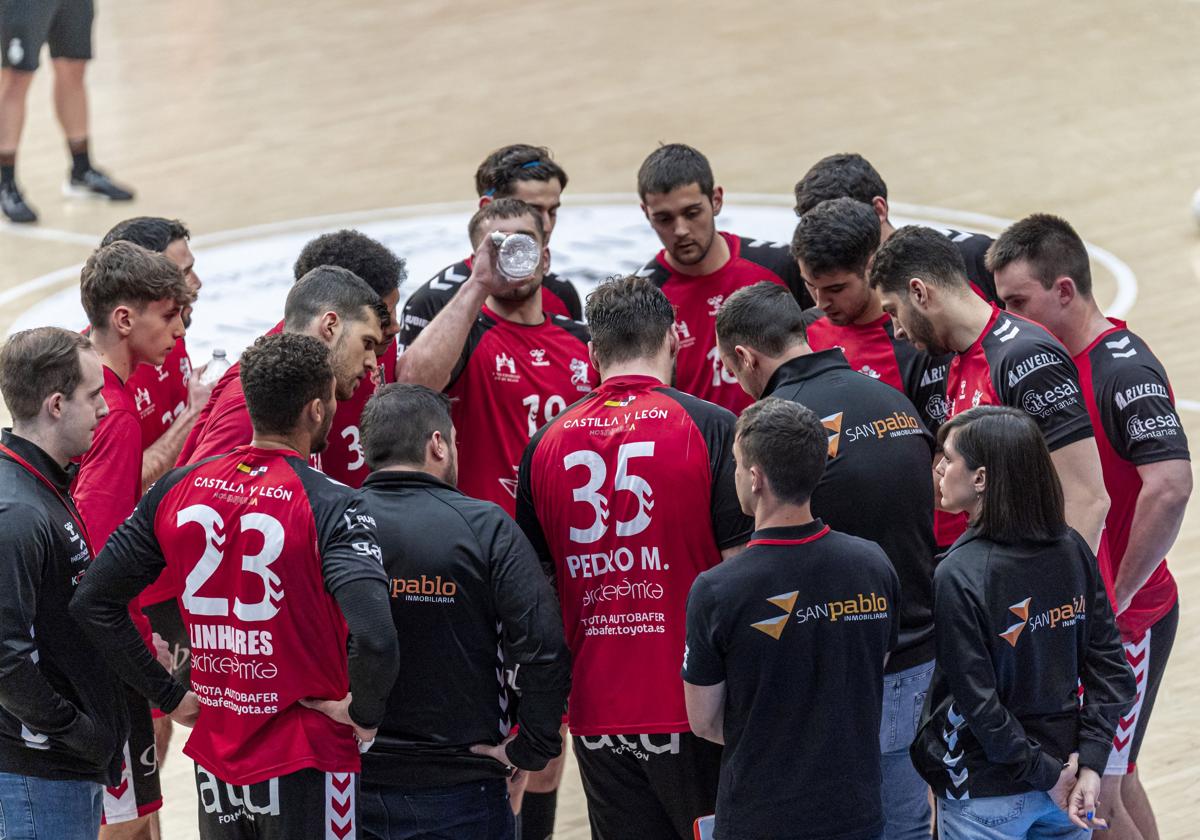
763, 349, 937, 672
683, 520, 899, 840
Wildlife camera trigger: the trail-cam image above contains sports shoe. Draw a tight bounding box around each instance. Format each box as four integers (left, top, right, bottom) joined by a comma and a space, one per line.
1, 181, 38, 223
63, 168, 135, 201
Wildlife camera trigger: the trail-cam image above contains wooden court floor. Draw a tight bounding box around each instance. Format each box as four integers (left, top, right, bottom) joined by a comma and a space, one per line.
2, 1, 1199, 837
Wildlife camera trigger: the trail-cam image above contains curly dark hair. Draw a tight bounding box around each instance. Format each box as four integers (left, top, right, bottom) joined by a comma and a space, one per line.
790, 197, 881, 278
100, 217, 191, 253
793, 153, 887, 217
475, 144, 569, 198
240, 333, 333, 436
868, 225, 969, 296
292, 229, 406, 298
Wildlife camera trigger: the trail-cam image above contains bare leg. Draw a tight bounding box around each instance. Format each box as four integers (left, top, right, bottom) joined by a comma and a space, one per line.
50, 57, 87, 143
100, 815, 155, 840
1122, 769, 1160, 840
0, 68, 35, 156
1098, 772, 1145, 840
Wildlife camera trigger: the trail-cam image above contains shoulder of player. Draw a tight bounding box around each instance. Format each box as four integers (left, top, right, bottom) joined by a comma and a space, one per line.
658, 386, 737, 432
733, 234, 795, 275
1087, 327, 1171, 380
546, 313, 591, 344
634, 254, 671, 287
946, 229, 994, 260
983, 315, 1073, 371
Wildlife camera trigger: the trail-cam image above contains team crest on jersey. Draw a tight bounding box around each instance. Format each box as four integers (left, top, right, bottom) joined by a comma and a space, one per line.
604, 395, 637, 408
707, 295, 725, 316
859, 365, 882, 379
133, 387, 152, 413
971, 390, 984, 408
570, 358, 591, 391
494, 353, 520, 383
236, 463, 268, 477
529, 349, 550, 367
156, 364, 169, 382
673, 320, 695, 348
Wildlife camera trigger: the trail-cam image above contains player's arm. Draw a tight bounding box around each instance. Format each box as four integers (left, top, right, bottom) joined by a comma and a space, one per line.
489, 516, 571, 771
933, 560, 1060, 789
0, 513, 98, 739
1114, 459, 1192, 613
317, 495, 399, 734
682, 575, 726, 745
515, 436, 558, 587
69, 479, 188, 714
394, 236, 508, 391
1074, 532, 1138, 773
140, 375, 213, 491
1049, 439, 1110, 555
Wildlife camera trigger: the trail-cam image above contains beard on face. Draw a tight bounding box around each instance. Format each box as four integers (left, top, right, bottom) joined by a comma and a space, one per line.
311, 403, 335, 454
492, 273, 544, 304
670, 221, 717, 267
904, 305, 948, 356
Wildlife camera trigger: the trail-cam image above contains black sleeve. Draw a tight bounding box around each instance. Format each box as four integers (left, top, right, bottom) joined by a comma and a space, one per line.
69, 472, 188, 713
515, 432, 557, 588
672, 391, 753, 550
0, 506, 84, 734
742, 237, 814, 309
950, 231, 1000, 305
331, 578, 399, 730
682, 574, 725, 685
397, 274, 456, 350
312, 489, 391, 594
545, 273, 583, 321
488, 514, 570, 772
994, 338, 1094, 451
1100, 362, 1190, 466
1074, 533, 1138, 773
932, 556, 1063, 791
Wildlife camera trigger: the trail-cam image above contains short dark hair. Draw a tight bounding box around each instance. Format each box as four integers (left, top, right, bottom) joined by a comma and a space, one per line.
716, 282, 808, 356
637, 143, 714, 200
361, 383, 454, 470
986, 213, 1093, 297
292, 230, 407, 298
80, 241, 192, 328
868, 225, 970, 295
585, 276, 676, 367
467, 198, 546, 248
283, 266, 382, 332
793, 153, 887, 217
475, 144, 569, 198
0, 328, 93, 422
937, 405, 1066, 544
736, 398, 827, 505
100, 217, 191, 253
240, 333, 333, 436
791, 197, 881, 278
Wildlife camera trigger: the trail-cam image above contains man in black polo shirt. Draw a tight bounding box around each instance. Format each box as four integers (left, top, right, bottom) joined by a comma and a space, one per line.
357, 383, 571, 840
716, 282, 937, 840
0, 328, 137, 840
683, 398, 899, 840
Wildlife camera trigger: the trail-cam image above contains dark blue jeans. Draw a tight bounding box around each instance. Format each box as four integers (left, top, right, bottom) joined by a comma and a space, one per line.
0, 772, 103, 840
361, 777, 514, 840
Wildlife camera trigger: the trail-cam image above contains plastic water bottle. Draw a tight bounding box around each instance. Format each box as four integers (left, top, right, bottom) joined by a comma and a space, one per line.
199, 349, 231, 386
490, 231, 540, 281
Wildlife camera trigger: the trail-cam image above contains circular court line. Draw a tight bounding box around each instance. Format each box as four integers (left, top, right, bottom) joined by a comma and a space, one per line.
3, 194, 1182, 411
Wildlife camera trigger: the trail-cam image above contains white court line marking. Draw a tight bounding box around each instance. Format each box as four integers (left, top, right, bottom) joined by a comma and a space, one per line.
0, 223, 102, 247
3, 193, 1178, 405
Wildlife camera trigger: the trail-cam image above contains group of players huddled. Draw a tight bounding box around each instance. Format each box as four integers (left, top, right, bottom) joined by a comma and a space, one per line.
0, 144, 1189, 840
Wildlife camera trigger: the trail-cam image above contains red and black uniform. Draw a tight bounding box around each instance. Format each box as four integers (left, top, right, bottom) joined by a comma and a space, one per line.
942, 227, 1001, 305
177, 361, 250, 467
450, 306, 594, 516
638, 232, 814, 414
1074, 319, 1188, 774
941, 306, 1094, 546
806, 313, 950, 433
71, 445, 399, 840
315, 343, 397, 488
129, 339, 194, 449
71, 365, 162, 823
399, 259, 581, 350
517, 375, 752, 840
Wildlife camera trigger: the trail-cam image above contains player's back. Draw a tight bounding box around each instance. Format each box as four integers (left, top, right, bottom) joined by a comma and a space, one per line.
520, 374, 750, 734
149, 445, 374, 784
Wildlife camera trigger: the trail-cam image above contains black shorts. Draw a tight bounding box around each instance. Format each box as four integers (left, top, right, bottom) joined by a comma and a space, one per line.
0, 0, 93, 72
1106, 601, 1179, 776
143, 596, 192, 687
573, 732, 721, 840
196, 763, 359, 840
101, 687, 162, 823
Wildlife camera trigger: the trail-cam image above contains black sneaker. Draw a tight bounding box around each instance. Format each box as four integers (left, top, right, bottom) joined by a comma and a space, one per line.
63, 168, 135, 201
1, 181, 38, 223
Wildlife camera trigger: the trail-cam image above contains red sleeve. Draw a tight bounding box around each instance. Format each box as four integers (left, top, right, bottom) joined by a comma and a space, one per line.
185, 380, 253, 464
73, 409, 156, 650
